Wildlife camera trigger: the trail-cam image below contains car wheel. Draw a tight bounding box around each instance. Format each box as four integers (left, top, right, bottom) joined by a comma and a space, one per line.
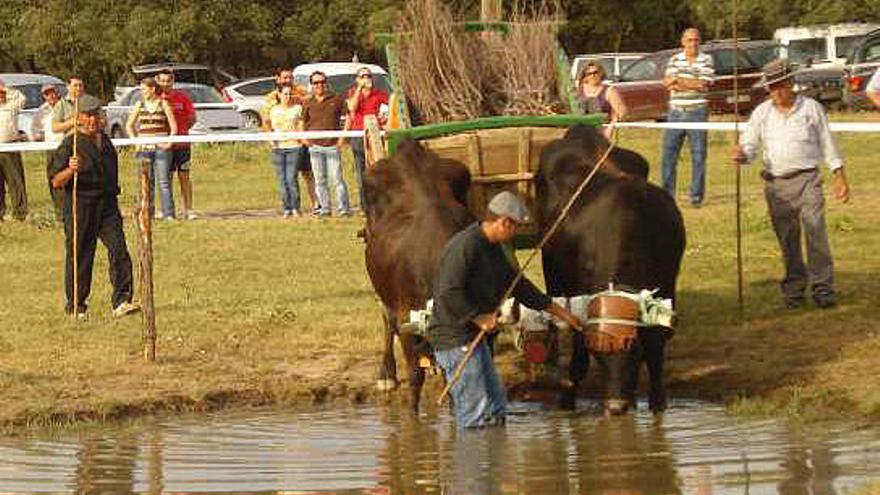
242, 111, 261, 129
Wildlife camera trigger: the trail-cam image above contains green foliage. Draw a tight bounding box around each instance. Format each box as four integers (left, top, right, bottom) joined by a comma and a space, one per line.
1, 0, 879, 99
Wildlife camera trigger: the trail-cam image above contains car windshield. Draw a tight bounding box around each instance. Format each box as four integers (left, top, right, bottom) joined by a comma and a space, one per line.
234, 79, 275, 96
787, 38, 828, 64
712, 49, 760, 75
744, 44, 778, 67
836, 35, 865, 61
12, 83, 67, 110
619, 56, 664, 82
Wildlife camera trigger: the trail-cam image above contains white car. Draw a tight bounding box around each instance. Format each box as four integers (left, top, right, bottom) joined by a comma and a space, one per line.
222, 76, 275, 129
292, 62, 393, 97
0, 73, 66, 141
570, 53, 649, 83
104, 83, 244, 138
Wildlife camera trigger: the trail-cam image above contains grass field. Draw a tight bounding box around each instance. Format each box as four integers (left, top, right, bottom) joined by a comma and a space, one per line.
1, 115, 879, 432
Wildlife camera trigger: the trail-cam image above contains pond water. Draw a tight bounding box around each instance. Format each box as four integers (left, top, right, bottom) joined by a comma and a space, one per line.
1, 400, 879, 494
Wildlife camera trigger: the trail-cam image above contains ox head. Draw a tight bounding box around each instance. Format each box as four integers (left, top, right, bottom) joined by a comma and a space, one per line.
363, 139, 473, 229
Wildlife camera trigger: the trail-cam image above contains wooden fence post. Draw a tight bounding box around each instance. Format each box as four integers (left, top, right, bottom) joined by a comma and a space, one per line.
136, 159, 157, 362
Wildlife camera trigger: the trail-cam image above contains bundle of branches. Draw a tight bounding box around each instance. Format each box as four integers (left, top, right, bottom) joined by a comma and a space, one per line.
484, 5, 566, 116
395, 0, 485, 123
394, 0, 567, 124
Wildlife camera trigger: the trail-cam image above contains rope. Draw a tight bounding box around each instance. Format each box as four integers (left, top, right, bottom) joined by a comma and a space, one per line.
437, 130, 619, 405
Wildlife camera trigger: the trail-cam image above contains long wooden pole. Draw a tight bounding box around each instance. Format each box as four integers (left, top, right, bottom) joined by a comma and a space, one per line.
437, 137, 618, 405
71, 97, 79, 318
137, 156, 157, 362
733, 0, 744, 314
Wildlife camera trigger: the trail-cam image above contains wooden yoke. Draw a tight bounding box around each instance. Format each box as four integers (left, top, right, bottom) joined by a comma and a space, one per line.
363, 115, 386, 168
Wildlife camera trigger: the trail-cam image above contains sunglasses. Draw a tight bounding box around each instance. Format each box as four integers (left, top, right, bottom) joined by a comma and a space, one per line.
311, 80, 327, 85
358, 73, 373, 79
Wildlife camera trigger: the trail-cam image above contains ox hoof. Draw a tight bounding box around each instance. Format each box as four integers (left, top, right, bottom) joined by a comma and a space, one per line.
376, 379, 398, 392
605, 398, 630, 416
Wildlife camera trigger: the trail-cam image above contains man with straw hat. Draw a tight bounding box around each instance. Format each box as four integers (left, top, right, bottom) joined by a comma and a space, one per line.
732, 59, 851, 310
49, 95, 139, 319
428, 191, 582, 428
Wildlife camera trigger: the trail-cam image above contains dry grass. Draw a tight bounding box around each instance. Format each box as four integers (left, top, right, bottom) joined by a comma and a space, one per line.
1, 113, 879, 432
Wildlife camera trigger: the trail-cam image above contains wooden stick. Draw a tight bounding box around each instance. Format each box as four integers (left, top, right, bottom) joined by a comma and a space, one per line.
137, 157, 157, 362
437, 135, 618, 405
733, 0, 744, 315
71, 97, 79, 318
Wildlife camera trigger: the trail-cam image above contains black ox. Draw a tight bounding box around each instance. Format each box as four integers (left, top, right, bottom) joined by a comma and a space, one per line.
535, 125, 686, 414
362, 139, 473, 412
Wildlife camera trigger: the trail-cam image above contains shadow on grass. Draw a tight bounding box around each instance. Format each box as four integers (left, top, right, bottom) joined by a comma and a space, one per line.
667, 270, 880, 405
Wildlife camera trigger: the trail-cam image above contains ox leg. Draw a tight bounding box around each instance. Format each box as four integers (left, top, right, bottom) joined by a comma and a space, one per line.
561, 331, 590, 410
377, 307, 399, 391
399, 332, 429, 414
642, 328, 668, 413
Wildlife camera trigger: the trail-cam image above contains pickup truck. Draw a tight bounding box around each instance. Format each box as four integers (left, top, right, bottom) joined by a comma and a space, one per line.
609, 41, 767, 121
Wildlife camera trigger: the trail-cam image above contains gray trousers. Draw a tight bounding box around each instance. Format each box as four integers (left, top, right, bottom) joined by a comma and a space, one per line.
764, 169, 835, 303
0, 151, 27, 221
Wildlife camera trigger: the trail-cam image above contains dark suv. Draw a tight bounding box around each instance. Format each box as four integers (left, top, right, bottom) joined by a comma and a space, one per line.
843, 28, 880, 110
610, 41, 768, 121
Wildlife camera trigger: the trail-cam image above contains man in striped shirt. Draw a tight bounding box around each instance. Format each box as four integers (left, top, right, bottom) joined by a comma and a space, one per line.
661, 28, 714, 207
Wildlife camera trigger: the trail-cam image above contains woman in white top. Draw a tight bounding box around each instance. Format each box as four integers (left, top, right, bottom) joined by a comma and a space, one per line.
267, 84, 308, 217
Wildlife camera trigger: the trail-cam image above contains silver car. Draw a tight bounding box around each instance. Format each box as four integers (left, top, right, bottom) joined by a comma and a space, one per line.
222, 76, 275, 129
0, 73, 66, 141
104, 83, 244, 138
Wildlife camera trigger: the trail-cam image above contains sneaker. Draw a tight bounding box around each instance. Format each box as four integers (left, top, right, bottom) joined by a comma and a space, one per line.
113, 301, 141, 317
814, 297, 837, 309
154, 212, 165, 220
184, 210, 198, 220
283, 210, 292, 218
337, 210, 352, 217
290, 209, 302, 218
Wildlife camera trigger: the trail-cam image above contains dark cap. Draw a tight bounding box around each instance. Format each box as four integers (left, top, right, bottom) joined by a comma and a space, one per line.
487, 191, 530, 223
76, 94, 103, 114
758, 59, 797, 87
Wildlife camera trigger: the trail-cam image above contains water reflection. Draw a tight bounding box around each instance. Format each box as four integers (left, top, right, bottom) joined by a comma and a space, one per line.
0, 401, 878, 494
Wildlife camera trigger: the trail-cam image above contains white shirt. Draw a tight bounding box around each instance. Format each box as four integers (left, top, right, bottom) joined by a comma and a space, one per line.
740, 95, 844, 176
0, 88, 25, 143
31, 101, 63, 142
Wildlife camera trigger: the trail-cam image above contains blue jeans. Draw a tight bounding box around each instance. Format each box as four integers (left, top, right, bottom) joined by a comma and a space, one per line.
272, 147, 306, 212
661, 106, 709, 204
309, 145, 350, 215
136, 149, 174, 218
349, 138, 366, 210
434, 342, 507, 428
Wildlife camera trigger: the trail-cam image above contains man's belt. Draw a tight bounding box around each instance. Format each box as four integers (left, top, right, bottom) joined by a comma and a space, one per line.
760, 167, 818, 182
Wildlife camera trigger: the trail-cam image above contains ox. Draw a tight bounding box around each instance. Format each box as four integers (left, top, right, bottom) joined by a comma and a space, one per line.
362, 139, 474, 412
535, 125, 685, 414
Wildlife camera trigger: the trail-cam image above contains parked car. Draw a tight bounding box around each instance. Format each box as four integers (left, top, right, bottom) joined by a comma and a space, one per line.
104, 83, 244, 138
292, 62, 393, 97
610, 41, 766, 121
0, 73, 66, 141
843, 28, 880, 110
222, 76, 275, 129
570, 52, 648, 83
775, 23, 879, 69
114, 63, 238, 103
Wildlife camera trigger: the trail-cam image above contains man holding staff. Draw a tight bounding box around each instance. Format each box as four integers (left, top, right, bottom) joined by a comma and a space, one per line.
732, 60, 851, 309
428, 192, 583, 428
49, 95, 139, 319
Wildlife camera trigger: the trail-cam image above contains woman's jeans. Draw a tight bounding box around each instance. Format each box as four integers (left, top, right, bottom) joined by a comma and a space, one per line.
349, 138, 367, 210
309, 145, 350, 215
136, 149, 174, 218
434, 342, 507, 428
272, 147, 305, 212
661, 106, 709, 205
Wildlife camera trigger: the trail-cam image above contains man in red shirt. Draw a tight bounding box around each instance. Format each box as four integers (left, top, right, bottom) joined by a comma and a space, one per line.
157, 69, 197, 219
346, 66, 388, 211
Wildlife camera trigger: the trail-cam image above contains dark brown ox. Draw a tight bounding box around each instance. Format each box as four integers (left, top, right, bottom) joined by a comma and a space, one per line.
363, 139, 474, 412
535, 125, 685, 414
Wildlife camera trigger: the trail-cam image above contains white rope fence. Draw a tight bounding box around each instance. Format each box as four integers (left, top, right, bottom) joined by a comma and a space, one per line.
1, 121, 879, 153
